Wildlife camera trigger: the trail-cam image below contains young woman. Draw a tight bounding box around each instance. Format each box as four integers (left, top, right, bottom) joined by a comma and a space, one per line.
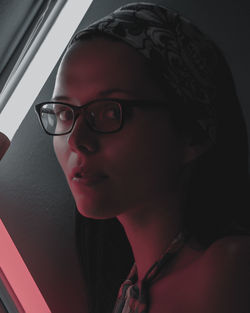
35, 3, 250, 313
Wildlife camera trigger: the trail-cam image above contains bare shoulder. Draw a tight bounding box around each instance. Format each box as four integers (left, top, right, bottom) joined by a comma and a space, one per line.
149, 236, 250, 313
193, 235, 250, 313
203, 235, 250, 265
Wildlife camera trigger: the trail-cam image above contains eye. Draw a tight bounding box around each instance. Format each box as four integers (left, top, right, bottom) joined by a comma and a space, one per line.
56, 108, 73, 122
86, 100, 122, 132
88, 102, 121, 122
102, 107, 120, 120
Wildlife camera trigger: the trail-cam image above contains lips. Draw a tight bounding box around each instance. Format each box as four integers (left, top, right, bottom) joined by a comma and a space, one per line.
69, 167, 108, 186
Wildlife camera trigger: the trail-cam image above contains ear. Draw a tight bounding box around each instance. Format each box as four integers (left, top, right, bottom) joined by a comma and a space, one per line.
182, 136, 213, 166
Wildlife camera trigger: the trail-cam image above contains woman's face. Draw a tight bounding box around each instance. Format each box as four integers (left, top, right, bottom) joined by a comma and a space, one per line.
53, 38, 189, 219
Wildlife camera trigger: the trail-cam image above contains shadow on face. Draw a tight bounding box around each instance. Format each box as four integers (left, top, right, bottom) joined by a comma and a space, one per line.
52, 37, 210, 220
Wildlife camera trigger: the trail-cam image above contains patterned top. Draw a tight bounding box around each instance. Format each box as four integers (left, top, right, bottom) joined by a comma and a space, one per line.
112, 232, 186, 313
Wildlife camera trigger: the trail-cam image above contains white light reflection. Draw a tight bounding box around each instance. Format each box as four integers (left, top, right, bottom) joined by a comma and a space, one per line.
0, 0, 92, 141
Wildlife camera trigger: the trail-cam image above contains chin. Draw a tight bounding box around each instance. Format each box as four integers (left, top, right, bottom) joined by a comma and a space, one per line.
75, 195, 122, 220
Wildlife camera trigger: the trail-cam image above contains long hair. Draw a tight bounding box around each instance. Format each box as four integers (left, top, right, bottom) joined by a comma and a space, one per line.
75, 212, 133, 313
73, 28, 250, 313
176, 44, 250, 245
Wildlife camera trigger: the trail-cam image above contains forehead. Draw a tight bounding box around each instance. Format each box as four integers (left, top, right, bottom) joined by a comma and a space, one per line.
54, 38, 166, 102
62, 37, 148, 73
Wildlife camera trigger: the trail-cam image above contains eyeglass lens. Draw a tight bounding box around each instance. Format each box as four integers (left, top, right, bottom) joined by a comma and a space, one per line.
40, 101, 122, 135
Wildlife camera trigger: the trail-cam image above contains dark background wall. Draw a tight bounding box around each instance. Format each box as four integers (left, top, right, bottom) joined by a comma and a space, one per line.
0, 1, 249, 312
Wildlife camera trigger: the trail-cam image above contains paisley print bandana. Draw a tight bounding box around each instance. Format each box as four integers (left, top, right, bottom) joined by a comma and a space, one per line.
69, 2, 219, 143
112, 232, 186, 313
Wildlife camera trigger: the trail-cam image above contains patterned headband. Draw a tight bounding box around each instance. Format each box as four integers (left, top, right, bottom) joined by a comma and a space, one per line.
70, 2, 220, 143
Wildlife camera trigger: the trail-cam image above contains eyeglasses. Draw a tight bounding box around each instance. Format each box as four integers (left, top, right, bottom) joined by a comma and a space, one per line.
34, 98, 168, 136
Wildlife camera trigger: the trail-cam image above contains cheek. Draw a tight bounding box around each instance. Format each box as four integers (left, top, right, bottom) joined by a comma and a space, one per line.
104, 120, 183, 195
53, 136, 69, 171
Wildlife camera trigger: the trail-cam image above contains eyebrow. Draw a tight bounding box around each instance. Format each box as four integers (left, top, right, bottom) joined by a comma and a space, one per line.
51, 88, 136, 102
51, 95, 71, 102
98, 88, 135, 97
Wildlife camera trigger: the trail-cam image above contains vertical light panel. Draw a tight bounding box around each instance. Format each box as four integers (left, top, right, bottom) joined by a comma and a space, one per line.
0, 219, 51, 312
0, 0, 93, 141
0, 0, 93, 311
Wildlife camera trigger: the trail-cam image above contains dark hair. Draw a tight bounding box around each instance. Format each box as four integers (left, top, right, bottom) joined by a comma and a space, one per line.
72, 32, 250, 313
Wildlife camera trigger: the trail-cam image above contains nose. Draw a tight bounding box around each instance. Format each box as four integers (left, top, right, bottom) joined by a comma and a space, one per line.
67, 114, 99, 154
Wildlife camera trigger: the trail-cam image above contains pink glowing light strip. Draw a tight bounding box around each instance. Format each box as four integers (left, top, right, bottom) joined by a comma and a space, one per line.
0, 219, 51, 313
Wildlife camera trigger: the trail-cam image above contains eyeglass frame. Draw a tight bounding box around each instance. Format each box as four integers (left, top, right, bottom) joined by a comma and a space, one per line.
34, 98, 171, 136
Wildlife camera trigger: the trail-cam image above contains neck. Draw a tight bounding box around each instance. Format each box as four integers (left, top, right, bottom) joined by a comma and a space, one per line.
117, 192, 183, 284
